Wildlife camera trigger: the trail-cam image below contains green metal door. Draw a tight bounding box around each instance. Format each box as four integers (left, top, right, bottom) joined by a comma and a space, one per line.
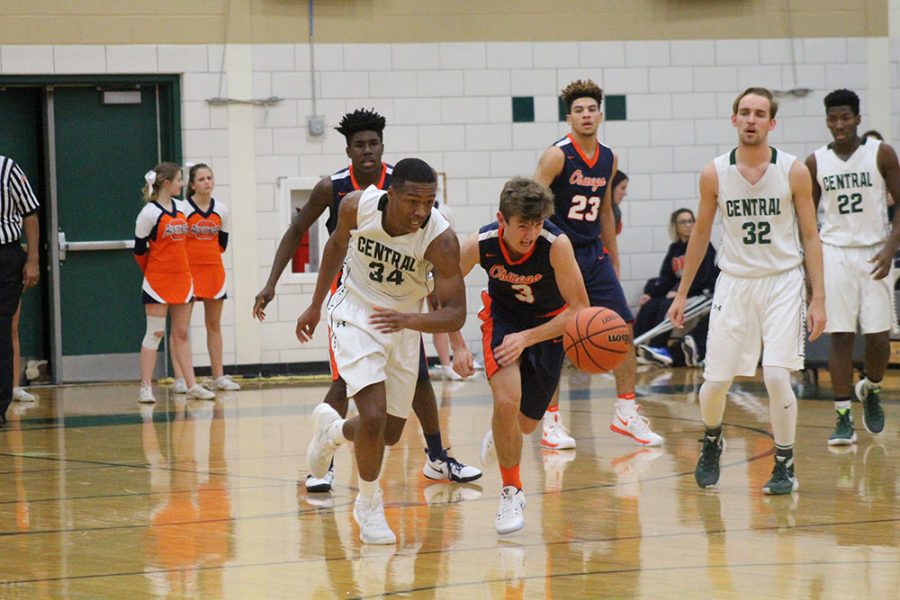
0, 87, 49, 378
53, 85, 169, 381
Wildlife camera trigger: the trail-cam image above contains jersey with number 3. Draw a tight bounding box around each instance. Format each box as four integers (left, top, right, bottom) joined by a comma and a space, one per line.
548, 134, 614, 247
815, 137, 888, 247
341, 185, 448, 312
478, 220, 565, 319
715, 147, 802, 277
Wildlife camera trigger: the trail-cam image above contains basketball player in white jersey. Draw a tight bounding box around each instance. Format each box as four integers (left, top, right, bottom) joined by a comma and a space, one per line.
296, 158, 468, 544
669, 87, 826, 495
806, 89, 900, 446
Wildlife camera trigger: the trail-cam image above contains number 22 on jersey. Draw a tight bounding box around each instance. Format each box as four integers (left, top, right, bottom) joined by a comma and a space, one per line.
567, 195, 600, 222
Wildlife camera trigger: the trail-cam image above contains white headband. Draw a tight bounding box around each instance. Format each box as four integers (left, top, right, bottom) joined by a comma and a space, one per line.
144, 170, 157, 188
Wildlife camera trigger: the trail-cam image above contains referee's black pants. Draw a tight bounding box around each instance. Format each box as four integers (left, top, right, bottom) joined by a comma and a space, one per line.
0, 242, 25, 421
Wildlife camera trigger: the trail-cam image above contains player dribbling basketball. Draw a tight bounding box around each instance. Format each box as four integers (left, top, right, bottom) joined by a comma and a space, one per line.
455, 177, 588, 535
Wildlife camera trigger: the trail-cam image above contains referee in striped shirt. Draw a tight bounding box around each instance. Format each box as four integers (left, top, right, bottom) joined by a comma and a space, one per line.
0, 156, 40, 423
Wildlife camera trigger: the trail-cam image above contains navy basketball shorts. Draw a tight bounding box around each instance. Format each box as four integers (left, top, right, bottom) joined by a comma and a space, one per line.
574, 242, 634, 322
479, 298, 565, 421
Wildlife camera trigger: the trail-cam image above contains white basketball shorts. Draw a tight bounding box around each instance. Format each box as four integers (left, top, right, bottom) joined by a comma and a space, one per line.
823, 243, 896, 334
326, 289, 419, 418
704, 268, 806, 381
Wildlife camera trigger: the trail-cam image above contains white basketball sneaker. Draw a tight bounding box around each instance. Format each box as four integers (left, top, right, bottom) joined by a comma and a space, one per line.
12, 387, 35, 402
213, 375, 241, 391
138, 384, 156, 404
495, 485, 526, 535
422, 450, 483, 483
171, 378, 188, 394
353, 490, 396, 545
186, 384, 216, 400
305, 464, 336, 493
609, 409, 664, 447
307, 403, 342, 479
541, 413, 576, 449
480, 430, 496, 466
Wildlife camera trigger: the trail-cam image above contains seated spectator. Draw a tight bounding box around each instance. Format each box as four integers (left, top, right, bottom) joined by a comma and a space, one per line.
634, 208, 718, 366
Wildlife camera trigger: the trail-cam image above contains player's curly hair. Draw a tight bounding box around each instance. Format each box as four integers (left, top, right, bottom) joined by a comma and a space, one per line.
824, 89, 860, 116
335, 108, 386, 144
499, 177, 554, 223
560, 79, 604, 113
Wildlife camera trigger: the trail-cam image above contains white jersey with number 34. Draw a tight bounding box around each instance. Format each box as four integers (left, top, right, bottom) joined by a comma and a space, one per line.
714, 147, 803, 278
340, 184, 448, 312
815, 137, 888, 247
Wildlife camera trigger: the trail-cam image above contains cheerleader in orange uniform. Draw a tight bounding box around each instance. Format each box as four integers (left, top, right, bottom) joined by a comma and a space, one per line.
134, 163, 216, 403
170, 164, 239, 392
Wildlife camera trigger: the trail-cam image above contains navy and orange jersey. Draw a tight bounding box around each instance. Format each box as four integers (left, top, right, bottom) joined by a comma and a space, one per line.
327, 162, 393, 234
478, 220, 566, 320
548, 134, 615, 248
134, 201, 193, 303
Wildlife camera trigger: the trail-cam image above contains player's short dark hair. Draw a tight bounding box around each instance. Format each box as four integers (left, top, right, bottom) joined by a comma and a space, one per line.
824, 89, 860, 116
499, 177, 554, 223
732, 87, 779, 118
561, 79, 604, 113
335, 108, 386, 144
391, 158, 436, 189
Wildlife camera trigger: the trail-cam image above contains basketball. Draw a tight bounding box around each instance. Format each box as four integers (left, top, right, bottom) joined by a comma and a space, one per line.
563, 307, 631, 373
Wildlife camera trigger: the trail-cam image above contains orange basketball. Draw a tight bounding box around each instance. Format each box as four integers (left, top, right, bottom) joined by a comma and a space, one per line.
563, 307, 631, 373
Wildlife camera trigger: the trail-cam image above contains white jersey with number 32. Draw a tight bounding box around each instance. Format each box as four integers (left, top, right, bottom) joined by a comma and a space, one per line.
714, 147, 803, 278
814, 137, 888, 247
340, 184, 448, 312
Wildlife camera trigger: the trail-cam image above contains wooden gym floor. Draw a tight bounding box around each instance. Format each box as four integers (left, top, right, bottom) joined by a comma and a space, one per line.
0, 365, 896, 599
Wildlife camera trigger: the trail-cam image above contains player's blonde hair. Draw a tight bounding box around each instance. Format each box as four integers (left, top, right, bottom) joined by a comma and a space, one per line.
732, 87, 779, 119
499, 177, 554, 223
142, 162, 181, 202
560, 79, 604, 113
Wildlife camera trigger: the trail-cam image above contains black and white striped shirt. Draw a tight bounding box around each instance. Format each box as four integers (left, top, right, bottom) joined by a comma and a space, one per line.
0, 156, 40, 244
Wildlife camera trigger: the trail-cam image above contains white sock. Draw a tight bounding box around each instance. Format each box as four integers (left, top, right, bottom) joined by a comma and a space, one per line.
543, 407, 559, 424
358, 476, 379, 500
616, 398, 637, 416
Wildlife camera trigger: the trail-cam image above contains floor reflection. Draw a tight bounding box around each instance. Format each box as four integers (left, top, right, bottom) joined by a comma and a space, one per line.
0, 367, 895, 598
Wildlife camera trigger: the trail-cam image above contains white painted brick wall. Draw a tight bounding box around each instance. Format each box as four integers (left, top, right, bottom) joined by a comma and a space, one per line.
579, 41, 625, 68
671, 40, 715, 67
0, 36, 882, 368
